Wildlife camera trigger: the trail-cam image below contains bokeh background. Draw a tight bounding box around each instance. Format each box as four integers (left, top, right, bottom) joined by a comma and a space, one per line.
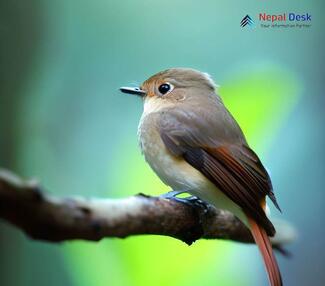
1, 0, 324, 285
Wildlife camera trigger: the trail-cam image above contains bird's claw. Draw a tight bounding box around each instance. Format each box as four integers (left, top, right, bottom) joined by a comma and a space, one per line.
185, 196, 210, 214
160, 190, 188, 199
160, 190, 210, 215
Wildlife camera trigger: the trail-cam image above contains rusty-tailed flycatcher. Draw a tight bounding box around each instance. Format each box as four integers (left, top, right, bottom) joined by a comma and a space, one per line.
120, 68, 282, 286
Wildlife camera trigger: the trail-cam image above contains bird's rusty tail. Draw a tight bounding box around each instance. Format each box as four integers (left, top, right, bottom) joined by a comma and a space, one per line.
247, 216, 283, 286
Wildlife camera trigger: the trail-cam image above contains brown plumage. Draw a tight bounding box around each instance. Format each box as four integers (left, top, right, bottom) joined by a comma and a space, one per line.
122, 68, 283, 286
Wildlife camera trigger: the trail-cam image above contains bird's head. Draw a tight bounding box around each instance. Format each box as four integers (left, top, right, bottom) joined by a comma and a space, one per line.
120, 68, 218, 113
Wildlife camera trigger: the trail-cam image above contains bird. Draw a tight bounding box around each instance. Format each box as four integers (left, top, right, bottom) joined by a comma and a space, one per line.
120, 68, 282, 286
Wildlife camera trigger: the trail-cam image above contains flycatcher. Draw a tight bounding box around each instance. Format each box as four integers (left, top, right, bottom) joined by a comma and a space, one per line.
120, 68, 282, 286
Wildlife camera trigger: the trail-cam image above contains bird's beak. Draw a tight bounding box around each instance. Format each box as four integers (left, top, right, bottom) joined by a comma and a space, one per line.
119, 86, 146, 97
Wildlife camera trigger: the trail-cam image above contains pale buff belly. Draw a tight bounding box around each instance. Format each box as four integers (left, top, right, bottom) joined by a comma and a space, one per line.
138, 118, 245, 222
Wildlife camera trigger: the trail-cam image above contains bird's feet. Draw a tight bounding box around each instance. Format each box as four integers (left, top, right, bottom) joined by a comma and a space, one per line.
160, 190, 189, 200
160, 190, 210, 214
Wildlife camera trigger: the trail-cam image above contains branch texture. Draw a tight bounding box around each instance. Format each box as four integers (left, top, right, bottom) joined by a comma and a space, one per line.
0, 168, 283, 245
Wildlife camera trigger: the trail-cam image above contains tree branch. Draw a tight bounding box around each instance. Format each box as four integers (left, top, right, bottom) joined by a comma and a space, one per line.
0, 168, 288, 246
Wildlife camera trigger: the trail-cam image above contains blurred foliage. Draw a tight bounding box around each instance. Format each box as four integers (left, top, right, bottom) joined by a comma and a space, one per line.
220, 64, 301, 151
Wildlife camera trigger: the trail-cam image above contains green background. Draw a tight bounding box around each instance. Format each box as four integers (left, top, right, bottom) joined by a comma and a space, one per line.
0, 1, 324, 285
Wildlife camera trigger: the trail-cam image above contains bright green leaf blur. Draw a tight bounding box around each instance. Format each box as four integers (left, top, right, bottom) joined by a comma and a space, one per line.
220, 63, 301, 152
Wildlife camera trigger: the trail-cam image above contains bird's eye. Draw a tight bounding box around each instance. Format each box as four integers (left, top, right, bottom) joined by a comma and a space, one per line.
158, 83, 173, 95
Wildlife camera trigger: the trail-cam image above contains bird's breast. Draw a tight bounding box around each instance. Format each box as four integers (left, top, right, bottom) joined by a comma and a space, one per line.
138, 112, 208, 191
137, 112, 245, 223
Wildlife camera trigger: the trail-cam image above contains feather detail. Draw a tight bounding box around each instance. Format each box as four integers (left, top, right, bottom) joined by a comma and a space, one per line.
247, 215, 282, 286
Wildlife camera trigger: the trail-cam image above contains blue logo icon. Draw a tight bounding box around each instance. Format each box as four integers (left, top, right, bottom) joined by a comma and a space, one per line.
241, 15, 254, 27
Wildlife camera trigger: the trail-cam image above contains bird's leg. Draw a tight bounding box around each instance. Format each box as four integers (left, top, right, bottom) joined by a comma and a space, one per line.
160, 190, 210, 214
160, 190, 189, 199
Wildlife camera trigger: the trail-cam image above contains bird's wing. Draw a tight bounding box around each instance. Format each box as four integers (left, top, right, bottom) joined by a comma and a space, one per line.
158, 109, 280, 236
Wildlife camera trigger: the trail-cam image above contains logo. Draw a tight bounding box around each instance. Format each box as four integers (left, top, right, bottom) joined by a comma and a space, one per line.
240, 15, 254, 27
240, 12, 311, 29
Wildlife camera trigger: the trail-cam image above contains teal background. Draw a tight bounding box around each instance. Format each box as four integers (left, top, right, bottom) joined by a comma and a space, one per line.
0, 0, 324, 285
